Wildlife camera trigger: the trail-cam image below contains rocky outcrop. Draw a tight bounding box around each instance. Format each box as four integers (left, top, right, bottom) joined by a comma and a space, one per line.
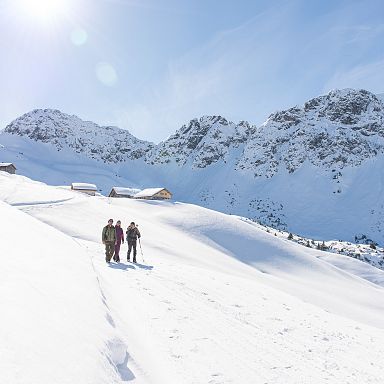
4, 109, 154, 163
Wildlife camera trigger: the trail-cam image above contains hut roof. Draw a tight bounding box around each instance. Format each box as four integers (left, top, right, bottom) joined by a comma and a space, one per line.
111, 187, 141, 196
0, 162, 15, 168
71, 182, 97, 191
134, 188, 167, 198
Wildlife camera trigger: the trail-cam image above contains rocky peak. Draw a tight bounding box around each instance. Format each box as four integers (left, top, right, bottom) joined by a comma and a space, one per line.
237, 89, 384, 177
146, 115, 254, 168
306, 89, 384, 127
4, 109, 154, 163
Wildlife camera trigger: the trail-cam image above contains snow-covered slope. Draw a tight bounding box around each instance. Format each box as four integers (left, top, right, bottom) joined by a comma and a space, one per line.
0, 191, 134, 383
1, 172, 384, 383
1, 89, 384, 245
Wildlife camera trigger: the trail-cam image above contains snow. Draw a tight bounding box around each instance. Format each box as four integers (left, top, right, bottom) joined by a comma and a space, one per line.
0, 201, 129, 383
0, 162, 14, 166
1, 172, 384, 383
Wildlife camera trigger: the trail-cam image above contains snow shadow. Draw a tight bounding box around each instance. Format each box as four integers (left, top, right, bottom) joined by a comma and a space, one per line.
134, 262, 154, 270
107, 339, 135, 381
205, 228, 317, 272
116, 352, 135, 381
108, 263, 135, 271
11, 197, 73, 206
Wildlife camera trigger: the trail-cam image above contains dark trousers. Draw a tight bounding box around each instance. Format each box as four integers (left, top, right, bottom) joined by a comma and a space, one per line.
105, 242, 115, 262
114, 242, 122, 261
127, 239, 137, 262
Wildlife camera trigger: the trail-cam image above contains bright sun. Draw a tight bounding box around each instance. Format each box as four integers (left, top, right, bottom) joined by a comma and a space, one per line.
13, 0, 69, 23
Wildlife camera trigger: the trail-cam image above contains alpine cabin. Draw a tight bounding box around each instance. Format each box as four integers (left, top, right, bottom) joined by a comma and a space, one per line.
0, 162, 16, 174
108, 187, 141, 198
71, 182, 98, 196
134, 188, 172, 200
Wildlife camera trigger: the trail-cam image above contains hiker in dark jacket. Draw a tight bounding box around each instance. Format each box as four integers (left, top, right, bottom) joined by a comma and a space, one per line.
126, 222, 141, 263
113, 220, 124, 262
102, 219, 116, 263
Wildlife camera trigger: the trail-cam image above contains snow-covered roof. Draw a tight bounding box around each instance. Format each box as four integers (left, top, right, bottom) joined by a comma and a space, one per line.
0, 162, 15, 167
134, 188, 167, 198
111, 187, 141, 196
71, 182, 97, 191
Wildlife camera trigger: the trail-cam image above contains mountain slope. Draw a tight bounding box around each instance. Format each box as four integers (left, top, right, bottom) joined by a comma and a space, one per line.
1, 172, 384, 383
1, 89, 384, 245
0, 196, 132, 383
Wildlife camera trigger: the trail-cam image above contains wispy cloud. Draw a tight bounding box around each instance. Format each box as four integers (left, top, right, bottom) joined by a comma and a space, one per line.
323, 59, 384, 94
113, 2, 294, 142
114, 1, 384, 142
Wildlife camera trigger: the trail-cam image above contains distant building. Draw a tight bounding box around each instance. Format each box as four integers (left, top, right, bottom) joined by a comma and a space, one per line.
0, 162, 16, 174
71, 182, 98, 196
108, 187, 141, 198
134, 188, 172, 200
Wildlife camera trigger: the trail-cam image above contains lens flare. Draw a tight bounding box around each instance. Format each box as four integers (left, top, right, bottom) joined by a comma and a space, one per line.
12, 0, 69, 23
71, 28, 88, 46
96, 63, 118, 87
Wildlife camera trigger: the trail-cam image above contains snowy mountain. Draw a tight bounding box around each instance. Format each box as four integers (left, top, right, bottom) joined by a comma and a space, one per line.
146, 116, 253, 168
4, 108, 154, 163
238, 88, 384, 176
1, 172, 384, 383
1, 89, 384, 245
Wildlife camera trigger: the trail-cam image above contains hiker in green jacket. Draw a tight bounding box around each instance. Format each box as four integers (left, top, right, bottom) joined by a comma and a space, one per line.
102, 218, 116, 263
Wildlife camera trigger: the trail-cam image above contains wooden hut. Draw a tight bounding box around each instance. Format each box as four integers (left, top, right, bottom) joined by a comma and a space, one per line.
71, 182, 98, 196
134, 188, 172, 200
108, 187, 141, 198
0, 162, 16, 174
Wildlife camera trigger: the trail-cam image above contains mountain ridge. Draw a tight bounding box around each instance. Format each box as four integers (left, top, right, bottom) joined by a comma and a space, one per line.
1, 88, 384, 244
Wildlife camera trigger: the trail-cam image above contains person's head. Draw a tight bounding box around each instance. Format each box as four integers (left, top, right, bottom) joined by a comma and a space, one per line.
108, 219, 113, 226
116, 220, 121, 226
130, 221, 135, 227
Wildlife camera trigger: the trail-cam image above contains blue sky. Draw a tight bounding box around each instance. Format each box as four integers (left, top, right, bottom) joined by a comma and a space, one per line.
0, 0, 383, 142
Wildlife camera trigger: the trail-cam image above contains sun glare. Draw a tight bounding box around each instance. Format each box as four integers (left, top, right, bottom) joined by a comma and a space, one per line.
13, 0, 69, 23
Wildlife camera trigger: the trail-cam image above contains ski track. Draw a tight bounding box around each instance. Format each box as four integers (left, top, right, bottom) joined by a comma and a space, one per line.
8, 193, 384, 384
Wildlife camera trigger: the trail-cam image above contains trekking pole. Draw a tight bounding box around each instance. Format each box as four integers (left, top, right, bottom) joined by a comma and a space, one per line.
136, 224, 145, 263
138, 238, 145, 263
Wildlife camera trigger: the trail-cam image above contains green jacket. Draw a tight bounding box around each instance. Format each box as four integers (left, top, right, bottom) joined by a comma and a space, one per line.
102, 225, 116, 243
